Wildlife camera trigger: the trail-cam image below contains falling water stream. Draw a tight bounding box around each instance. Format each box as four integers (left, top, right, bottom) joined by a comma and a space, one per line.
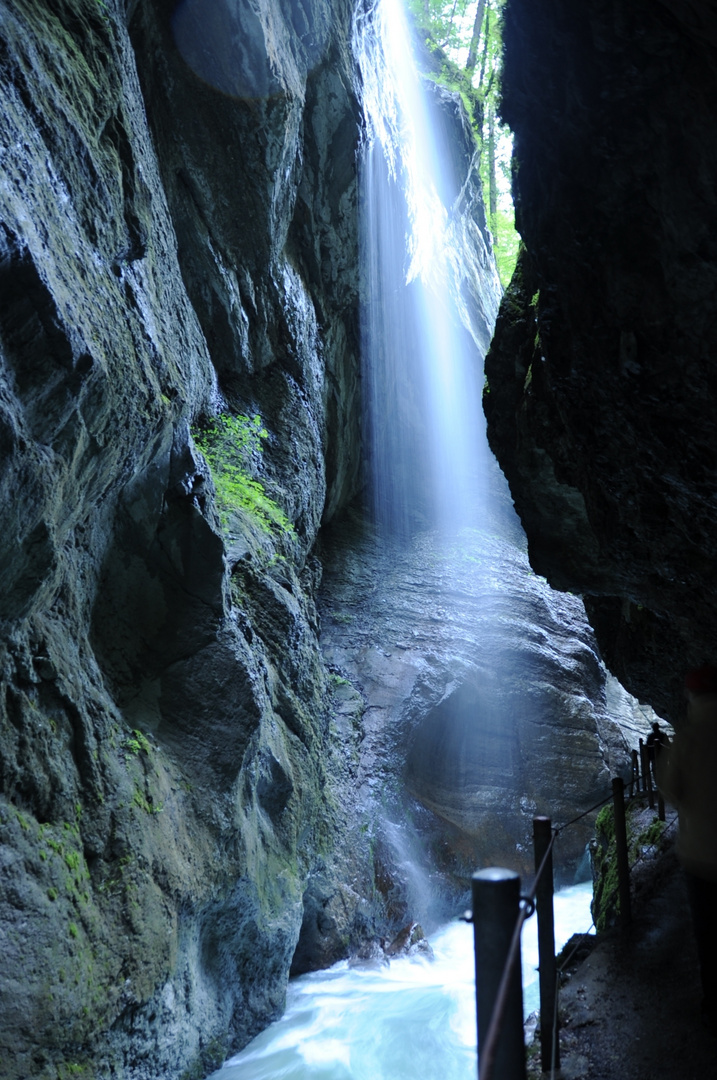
356, 0, 501, 538
208, 0, 592, 1075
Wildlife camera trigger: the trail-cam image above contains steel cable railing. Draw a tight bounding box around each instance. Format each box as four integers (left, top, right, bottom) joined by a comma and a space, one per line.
477, 830, 557, 1080
472, 765, 676, 1080
543, 808, 679, 1078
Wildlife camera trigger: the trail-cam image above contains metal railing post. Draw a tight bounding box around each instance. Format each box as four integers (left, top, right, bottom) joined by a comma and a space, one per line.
533, 817, 559, 1073
471, 868, 527, 1080
645, 752, 655, 809
612, 776, 632, 928
630, 749, 639, 797
639, 738, 646, 791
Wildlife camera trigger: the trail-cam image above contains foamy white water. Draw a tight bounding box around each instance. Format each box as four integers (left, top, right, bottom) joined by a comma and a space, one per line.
209, 881, 593, 1080
522, 880, 595, 1015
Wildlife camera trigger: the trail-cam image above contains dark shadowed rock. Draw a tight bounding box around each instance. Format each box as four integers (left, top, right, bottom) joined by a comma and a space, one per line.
485, 0, 717, 725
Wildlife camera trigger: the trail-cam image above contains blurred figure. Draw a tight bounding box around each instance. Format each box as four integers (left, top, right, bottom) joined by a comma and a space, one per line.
646, 721, 667, 780
657, 665, 717, 1032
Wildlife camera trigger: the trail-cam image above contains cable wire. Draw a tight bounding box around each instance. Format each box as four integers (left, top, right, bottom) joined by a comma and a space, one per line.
475, 766, 675, 1080
555, 792, 614, 833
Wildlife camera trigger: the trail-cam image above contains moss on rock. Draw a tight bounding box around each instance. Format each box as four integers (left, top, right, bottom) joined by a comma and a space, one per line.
591, 799, 669, 932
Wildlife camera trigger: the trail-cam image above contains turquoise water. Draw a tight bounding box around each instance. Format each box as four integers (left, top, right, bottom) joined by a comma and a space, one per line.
209, 881, 593, 1080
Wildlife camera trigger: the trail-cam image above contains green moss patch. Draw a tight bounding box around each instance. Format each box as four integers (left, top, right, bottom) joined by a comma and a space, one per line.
591, 801, 669, 932
193, 413, 295, 538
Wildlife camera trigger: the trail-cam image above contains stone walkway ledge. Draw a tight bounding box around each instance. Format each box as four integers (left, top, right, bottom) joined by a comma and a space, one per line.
529, 841, 716, 1079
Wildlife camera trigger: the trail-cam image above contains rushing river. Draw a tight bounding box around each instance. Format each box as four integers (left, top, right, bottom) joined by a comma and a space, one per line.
208, 881, 593, 1080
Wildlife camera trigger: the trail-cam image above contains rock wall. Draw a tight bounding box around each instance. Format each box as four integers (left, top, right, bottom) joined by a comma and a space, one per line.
0, 0, 366, 1076
485, 0, 717, 725
318, 465, 633, 898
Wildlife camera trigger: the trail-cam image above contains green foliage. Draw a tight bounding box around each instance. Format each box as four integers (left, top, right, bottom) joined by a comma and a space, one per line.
595, 803, 614, 839
406, 0, 519, 287
65, 851, 81, 872
57, 1063, 92, 1080
132, 790, 164, 815
591, 803, 668, 932
125, 729, 151, 756
406, 0, 463, 52
488, 199, 520, 287
193, 413, 295, 538
636, 817, 665, 849
406, 0, 492, 60
591, 804, 618, 932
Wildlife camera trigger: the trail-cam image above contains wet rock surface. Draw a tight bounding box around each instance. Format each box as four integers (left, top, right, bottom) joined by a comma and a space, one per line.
0, 0, 691, 1075
384, 921, 433, 959
0, 0, 366, 1075
318, 474, 642, 893
486, 0, 717, 725
130, 0, 363, 528
0, 0, 514, 1073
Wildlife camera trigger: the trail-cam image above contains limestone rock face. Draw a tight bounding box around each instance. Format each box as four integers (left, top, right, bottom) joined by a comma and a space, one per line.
130, 0, 363, 528
0, 0, 365, 1076
485, 0, 717, 724
319, 480, 631, 900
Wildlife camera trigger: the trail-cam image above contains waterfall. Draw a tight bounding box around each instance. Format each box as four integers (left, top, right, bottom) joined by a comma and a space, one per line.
349, 0, 514, 929
200, 6, 602, 1079
354, 0, 502, 539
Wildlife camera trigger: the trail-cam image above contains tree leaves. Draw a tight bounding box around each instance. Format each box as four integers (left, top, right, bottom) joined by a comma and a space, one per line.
405, 0, 518, 286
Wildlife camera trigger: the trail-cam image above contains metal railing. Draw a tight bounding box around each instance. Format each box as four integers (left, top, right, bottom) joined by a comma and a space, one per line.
466, 746, 677, 1080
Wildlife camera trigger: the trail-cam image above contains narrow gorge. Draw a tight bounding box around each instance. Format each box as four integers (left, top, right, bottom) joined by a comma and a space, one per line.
0, 1, 712, 1078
